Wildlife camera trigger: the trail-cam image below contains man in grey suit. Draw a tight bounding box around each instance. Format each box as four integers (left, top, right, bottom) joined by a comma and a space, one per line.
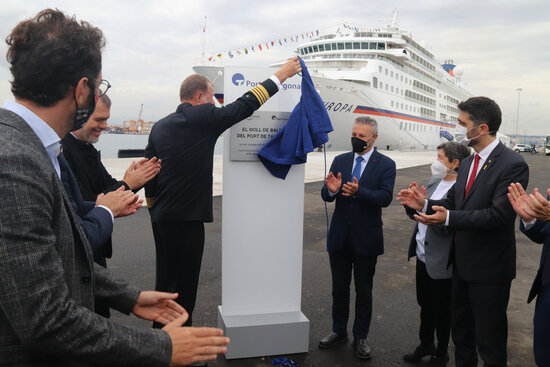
0, 9, 228, 366
401, 142, 470, 367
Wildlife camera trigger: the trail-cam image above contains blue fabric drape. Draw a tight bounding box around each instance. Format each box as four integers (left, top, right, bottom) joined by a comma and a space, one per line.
258, 58, 333, 179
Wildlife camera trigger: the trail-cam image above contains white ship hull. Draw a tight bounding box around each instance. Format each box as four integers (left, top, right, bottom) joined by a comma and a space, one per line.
193, 65, 456, 151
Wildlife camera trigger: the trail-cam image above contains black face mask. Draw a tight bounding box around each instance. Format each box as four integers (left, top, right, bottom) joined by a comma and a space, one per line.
351, 137, 371, 153
73, 82, 97, 131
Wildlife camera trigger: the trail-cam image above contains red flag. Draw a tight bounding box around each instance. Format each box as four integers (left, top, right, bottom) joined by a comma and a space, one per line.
259, 44, 262, 50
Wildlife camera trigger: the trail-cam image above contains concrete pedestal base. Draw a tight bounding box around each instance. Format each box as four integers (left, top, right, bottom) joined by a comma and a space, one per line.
218, 306, 309, 359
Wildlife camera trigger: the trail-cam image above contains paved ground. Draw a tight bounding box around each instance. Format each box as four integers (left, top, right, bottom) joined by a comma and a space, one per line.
109, 151, 546, 366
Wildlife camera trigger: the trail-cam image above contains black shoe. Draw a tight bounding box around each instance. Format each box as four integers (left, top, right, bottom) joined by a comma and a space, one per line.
353, 339, 373, 360
427, 353, 449, 367
318, 332, 348, 349
403, 344, 437, 363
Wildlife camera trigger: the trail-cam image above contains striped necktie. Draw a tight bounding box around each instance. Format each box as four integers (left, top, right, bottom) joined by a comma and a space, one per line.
352, 156, 363, 181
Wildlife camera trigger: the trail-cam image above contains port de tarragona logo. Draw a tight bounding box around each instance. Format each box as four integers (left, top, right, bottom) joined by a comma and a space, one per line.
232, 73, 245, 86
231, 72, 301, 91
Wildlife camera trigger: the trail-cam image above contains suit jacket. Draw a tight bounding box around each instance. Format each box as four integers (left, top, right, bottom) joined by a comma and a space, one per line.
321, 149, 396, 256
406, 177, 453, 279
428, 141, 529, 283
59, 152, 113, 259
145, 78, 279, 223
520, 219, 550, 303
0, 108, 171, 366
61, 133, 135, 260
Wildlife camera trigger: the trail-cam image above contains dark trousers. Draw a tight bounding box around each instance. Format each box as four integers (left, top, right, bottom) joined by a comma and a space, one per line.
152, 221, 205, 327
452, 271, 511, 367
328, 236, 377, 340
534, 284, 550, 366
416, 260, 451, 356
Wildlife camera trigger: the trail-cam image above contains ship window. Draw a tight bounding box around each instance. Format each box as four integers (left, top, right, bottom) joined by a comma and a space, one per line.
373, 77, 378, 88
385, 68, 388, 75
345, 42, 352, 49
308, 46, 313, 53
401, 103, 404, 109
313, 45, 318, 52
325, 43, 332, 51
299, 48, 304, 55
401, 76, 404, 82
368, 42, 376, 50
378, 42, 385, 50
337, 43, 344, 50
400, 122, 403, 130
361, 42, 369, 49
379, 66, 382, 73
379, 82, 383, 89
391, 71, 394, 77
391, 86, 394, 93
353, 42, 360, 49
319, 44, 325, 52
396, 73, 399, 80
385, 85, 389, 91
396, 87, 399, 94
391, 101, 394, 107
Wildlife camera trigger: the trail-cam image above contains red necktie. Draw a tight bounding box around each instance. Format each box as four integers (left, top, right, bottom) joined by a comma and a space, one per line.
465, 154, 480, 197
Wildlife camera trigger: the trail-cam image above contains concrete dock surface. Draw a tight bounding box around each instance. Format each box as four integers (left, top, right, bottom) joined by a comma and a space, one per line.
106, 151, 545, 366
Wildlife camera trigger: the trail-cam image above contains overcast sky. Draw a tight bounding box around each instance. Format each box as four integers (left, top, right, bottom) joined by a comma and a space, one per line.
1, 0, 549, 135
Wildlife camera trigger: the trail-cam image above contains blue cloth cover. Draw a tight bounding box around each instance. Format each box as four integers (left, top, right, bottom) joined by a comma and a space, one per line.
257, 58, 333, 179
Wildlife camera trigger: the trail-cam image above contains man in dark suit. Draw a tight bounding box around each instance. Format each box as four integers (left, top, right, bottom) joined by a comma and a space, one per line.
61, 94, 160, 264
398, 97, 529, 367
508, 182, 550, 366
144, 57, 302, 330
0, 8, 229, 366
318, 116, 396, 360
62, 94, 160, 317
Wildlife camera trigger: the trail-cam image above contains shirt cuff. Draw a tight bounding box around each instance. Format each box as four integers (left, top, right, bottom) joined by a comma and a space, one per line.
522, 218, 537, 229
445, 210, 450, 226
270, 75, 282, 91
97, 205, 115, 224
328, 190, 338, 197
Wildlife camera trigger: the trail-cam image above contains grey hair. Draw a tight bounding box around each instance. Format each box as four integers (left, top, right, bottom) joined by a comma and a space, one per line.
354, 116, 378, 134
179, 74, 211, 101
98, 94, 111, 108
437, 141, 471, 165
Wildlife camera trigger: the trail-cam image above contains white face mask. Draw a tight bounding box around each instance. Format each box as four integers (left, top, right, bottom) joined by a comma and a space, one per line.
454, 124, 480, 146
431, 160, 451, 178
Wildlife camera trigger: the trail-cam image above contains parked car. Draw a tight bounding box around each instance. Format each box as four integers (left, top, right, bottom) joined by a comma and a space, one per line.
513, 144, 533, 153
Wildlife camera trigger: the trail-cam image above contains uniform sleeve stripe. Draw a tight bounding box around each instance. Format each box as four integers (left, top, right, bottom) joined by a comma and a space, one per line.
249, 88, 264, 104
251, 87, 266, 104
256, 85, 269, 103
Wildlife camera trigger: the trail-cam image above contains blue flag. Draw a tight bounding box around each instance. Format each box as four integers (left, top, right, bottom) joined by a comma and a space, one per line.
257, 57, 333, 179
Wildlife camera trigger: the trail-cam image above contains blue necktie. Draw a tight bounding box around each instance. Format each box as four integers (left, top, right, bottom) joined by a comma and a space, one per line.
352, 156, 363, 181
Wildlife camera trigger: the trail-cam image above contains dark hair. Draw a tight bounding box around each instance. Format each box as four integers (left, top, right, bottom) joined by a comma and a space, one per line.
5, 9, 105, 106
180, 74, 210, 101
457, 96, 501, 136
98, 94, 111, 108
437, 141, 471, 166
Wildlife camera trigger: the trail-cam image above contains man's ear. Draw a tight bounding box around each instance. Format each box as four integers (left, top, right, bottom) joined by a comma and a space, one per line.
74, 77, 90, 106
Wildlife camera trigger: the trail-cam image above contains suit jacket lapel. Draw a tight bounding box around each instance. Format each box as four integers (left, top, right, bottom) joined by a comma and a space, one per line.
461, 142, 503, 207
341, 152, 354, 183
359, 150, 377, 184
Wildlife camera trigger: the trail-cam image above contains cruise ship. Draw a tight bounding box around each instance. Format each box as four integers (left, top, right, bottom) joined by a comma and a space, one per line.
194, 11, 474, 151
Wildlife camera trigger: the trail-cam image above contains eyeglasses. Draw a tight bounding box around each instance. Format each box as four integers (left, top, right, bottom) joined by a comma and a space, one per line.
98, 79, 111, 97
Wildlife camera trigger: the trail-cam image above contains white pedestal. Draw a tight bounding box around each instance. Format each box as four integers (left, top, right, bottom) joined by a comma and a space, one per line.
220, 66, 309, 359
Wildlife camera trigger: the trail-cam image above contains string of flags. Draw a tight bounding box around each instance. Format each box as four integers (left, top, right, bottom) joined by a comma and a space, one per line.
342, 24, 382, 32
207, 29, 320, 62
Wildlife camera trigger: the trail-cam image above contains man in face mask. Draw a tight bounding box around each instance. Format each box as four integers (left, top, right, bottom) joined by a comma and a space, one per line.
398, 96, 529, 367
319, 117, 396, 361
